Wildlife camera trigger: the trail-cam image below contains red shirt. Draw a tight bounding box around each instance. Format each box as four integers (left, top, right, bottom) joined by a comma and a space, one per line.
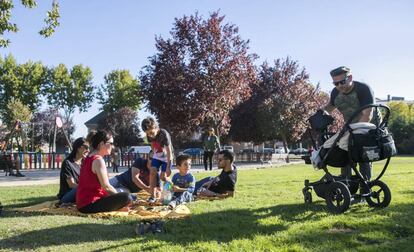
76, 155, 109, 209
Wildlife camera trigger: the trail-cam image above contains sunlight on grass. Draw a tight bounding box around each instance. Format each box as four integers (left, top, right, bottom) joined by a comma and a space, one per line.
0, 157, 413, 251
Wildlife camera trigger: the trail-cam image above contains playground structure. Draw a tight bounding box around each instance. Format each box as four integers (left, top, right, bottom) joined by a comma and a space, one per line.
1, 116, 72, 171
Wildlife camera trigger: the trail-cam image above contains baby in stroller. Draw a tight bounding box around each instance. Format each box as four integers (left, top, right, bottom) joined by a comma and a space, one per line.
303, 104, 397, 213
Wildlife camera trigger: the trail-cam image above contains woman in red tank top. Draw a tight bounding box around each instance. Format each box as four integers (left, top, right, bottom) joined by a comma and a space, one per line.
76, 130, 130, 213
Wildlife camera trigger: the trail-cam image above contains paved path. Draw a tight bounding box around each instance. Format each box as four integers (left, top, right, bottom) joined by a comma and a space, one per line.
0, 161, 302, 187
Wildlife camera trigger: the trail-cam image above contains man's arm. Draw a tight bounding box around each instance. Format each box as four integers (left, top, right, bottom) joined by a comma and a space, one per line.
131, 168, 151, 194
359, 108, 373, 122
356, 83, 375, 122
323, 103, 335, 113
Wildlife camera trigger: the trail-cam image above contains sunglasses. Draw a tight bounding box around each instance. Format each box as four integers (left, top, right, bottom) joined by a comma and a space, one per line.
333, 76, 349, 86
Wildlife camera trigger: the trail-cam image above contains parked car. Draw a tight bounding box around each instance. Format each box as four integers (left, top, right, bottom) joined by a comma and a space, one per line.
221, 145, 234, 152
240, 148, 255, 154
182, 148, 204, 156
290, 147, 308, 155
127, 146, 151, 154
262, 148, 274, 154
275, 147, 289, 154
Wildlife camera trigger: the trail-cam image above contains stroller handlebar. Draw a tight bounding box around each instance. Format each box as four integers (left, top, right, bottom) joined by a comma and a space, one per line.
344, 104, 390, 128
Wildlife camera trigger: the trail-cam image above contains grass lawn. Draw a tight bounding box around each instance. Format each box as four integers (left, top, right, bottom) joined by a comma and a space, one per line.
1, 157, 414, 251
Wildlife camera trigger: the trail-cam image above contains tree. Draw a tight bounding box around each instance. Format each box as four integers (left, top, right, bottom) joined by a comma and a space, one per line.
97, 70, 141, 112
140, 11, 257, 140
4, 98, 32, 127
2, 98, 32, 150
387, 101, 411, 126
229, 58, 344, 157
0, 0, 60, 47
0, 55, 47, 117
387, 101, 414, 154
43, 63, 94, 122
103, 107, 142, 149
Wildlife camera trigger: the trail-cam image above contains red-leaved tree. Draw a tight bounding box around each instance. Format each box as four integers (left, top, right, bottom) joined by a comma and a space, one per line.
230, 58, 343, 160
140, 11, 257, 141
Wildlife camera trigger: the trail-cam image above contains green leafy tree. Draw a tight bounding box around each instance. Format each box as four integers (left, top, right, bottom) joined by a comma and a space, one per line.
0, 0, 60, 47
4, 98, 32, 127
43, 63, 94, 122
0, 55, 47, 117
97, 70, 141, 112
388, 101, 411, 125
387, 101, 414, 154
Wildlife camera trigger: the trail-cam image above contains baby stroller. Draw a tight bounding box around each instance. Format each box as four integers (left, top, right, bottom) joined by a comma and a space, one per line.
302, 104, 397, 213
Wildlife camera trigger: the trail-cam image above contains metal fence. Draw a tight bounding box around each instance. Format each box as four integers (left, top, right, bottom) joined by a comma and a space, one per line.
8, 152, 300, 171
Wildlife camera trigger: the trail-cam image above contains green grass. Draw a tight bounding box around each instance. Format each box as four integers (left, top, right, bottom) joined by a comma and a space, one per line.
1, 157, 414, 251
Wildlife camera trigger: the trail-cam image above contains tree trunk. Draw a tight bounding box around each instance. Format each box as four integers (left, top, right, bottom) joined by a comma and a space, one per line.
282, 133, 290, 163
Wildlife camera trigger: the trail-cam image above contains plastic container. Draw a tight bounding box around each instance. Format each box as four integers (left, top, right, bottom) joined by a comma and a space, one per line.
161, 181, 173, 205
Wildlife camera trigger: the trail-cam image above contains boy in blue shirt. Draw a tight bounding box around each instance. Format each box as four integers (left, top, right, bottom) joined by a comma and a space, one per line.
169, 154, 196, 209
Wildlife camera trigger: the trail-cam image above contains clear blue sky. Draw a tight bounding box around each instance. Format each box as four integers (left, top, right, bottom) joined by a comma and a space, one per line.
2, 0, 413, 138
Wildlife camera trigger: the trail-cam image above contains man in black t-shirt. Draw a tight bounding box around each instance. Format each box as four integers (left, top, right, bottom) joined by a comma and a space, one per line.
195, 149, 237, 198
322, 66, 376, 183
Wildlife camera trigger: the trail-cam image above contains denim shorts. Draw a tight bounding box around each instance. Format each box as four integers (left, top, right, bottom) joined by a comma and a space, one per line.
151, 159, 170, 173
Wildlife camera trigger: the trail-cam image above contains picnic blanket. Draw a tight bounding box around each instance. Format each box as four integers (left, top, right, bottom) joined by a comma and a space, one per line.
14, 192, 190, 220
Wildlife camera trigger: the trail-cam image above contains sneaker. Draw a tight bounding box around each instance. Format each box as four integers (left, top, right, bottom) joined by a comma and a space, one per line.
168, 200, 176, 210
130, 194, 137, 202
135, 222, 152, 235
147, 197, 157, 204
15, 172, 25, 177
151, 221, 165, 234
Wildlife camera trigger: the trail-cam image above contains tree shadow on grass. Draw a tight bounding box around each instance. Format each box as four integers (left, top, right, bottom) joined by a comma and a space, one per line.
0, 222, 136, 251
0, 202, 324, 251
4, 195, 57, 209
138, 202, 329, 250
2, 200, 413, 251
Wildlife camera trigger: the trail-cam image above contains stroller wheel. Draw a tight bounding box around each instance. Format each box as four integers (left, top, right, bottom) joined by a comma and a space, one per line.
366, 180, 391, 208
325, 181, 351, 214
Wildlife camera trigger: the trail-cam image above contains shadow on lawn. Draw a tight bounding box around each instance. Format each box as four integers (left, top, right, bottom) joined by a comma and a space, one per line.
4, 196, 56, 209
141, 202, 414, 250
1, 200, 414, 250
0, 202, 324, 250
0, 222, 136, 251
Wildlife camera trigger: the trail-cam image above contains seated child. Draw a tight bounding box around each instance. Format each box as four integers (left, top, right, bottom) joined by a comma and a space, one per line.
168, 154, 196, 209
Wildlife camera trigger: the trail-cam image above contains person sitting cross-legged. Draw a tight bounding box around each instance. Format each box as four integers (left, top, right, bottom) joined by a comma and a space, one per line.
76, 130, 131, 214
57, 137, 89, 204
168, 154, 196, 209
194, 149, 237, 198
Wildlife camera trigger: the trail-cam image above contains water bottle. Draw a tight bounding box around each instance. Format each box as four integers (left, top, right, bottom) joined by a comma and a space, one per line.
161, 182, 173, 205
